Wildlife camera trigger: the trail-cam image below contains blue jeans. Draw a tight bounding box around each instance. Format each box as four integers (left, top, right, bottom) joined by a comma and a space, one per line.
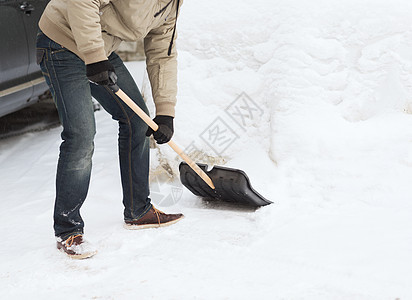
36, 31, 152, 240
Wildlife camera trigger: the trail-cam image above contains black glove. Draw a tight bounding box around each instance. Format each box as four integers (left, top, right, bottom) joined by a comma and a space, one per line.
146, 115, 174, 144
86, 60, 117, 86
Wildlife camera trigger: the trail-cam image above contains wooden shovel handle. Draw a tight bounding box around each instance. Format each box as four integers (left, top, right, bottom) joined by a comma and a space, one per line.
113, 87, 215, 190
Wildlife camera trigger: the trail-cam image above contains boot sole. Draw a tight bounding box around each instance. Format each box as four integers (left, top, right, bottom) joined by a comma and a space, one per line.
57, 246, 97, 259
66, 250, 98, 260
123, 215, 184, 230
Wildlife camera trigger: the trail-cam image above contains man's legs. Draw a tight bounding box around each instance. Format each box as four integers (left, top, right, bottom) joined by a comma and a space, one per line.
37, 31, 182, 241
38, 31, 153, 236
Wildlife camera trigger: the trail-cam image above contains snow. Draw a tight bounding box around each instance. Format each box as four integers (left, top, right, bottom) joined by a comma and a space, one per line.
1, 0, 412, 299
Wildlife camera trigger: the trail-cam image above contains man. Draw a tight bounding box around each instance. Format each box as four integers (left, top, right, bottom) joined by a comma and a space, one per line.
36, 0, 184, 259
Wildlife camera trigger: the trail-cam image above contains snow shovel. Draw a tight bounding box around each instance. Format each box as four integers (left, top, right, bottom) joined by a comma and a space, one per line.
109, 84, 272, 207
179, 162, 272, 207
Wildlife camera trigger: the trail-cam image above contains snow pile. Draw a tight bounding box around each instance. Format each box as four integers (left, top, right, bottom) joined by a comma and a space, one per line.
1, 0, 412, 299
166, 0, 412, 298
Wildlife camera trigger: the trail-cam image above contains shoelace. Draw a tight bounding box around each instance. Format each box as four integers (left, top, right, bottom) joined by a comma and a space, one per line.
153, 207, 165, 225
65, 234, 82, 248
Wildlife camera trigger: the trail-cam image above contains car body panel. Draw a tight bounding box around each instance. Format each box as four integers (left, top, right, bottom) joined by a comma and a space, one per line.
0, 0, 49, 118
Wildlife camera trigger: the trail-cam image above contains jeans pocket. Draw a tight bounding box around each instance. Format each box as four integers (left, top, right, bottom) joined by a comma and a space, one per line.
36, 49, 45, 65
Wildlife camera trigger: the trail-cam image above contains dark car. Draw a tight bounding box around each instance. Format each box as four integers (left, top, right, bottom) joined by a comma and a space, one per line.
0, 0, 49, 118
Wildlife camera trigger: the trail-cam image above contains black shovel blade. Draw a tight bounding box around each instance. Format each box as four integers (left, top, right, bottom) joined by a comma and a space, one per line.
179, 162, 272, 207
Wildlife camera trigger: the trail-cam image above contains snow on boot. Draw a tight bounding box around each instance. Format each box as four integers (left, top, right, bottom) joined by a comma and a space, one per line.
124, 206, 184, 230
56, 234, 97, 259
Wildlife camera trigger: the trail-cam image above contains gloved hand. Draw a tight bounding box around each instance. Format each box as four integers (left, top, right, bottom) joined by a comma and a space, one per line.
86, 60, 117, 86
146, 115, 174, 144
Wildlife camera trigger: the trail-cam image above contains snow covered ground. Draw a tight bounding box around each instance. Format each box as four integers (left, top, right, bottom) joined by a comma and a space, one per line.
1, 0, 412, 299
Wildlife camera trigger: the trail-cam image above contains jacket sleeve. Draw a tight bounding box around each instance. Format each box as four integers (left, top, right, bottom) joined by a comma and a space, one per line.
144, 11, 180, 117
67, 0, 107, 64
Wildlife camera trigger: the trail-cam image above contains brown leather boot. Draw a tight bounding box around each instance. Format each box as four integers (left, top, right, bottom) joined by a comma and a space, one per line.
124, 206, 184, 230
56, 234, 97, 259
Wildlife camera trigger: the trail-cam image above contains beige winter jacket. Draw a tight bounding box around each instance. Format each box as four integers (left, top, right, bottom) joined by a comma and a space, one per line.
39, 0, 183, 117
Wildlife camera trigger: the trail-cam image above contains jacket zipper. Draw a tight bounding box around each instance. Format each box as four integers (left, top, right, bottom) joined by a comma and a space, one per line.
154, 0, 180, 57
154, 0, 173, 17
